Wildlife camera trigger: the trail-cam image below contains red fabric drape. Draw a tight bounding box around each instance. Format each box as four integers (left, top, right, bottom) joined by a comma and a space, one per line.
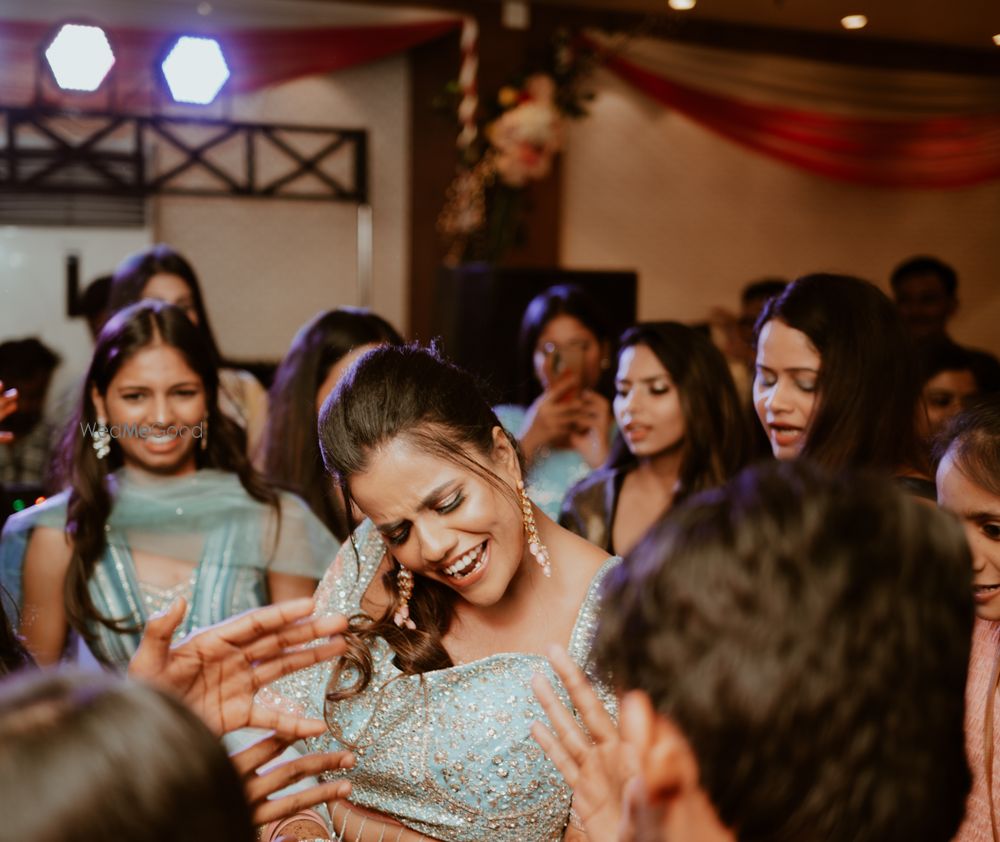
0, 19, 460, 107
592, 38, 1000, 189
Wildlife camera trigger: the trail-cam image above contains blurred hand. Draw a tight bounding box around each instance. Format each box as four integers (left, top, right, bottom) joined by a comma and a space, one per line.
520, 373, 586, 460
231, 730, 352, 826
570, 389, 612, 468
129, 597, 347, 737
531, 645, 637, 842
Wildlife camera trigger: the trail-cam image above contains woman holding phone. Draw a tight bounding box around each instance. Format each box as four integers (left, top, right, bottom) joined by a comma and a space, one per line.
496, 285, 615, 518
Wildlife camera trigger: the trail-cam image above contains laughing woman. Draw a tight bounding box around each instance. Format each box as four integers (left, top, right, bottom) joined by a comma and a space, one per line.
257, 344, 617, 842
0, 301, 337, 668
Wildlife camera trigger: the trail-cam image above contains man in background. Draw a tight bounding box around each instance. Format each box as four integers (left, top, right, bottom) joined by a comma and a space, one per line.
0, 338, 61, 487
891, 255, 1000, 392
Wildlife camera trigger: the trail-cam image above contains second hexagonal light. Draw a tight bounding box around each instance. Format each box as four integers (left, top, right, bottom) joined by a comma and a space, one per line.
161, 36, 231, 105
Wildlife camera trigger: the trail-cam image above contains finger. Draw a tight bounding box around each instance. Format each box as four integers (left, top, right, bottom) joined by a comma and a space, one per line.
230, 733, 289, 776
530, 721, 580, 787
531, 673, 593, 766
145, 597, 188, 641
242, 615, 348, 661
246, 751, 355, 803
546, 646, 618, 744
252, 780, 352, 826
251, 639, 346, 687
245, 707, 332, 739
207, 598, 320, 646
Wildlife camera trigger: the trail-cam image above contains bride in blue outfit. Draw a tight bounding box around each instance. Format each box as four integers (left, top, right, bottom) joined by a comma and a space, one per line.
259, 344, 617, 842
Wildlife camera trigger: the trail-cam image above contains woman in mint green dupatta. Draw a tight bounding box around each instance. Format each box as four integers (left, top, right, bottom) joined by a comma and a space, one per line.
0, 301, 338, 669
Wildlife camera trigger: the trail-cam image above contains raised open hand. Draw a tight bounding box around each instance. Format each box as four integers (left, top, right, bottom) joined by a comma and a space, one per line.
531, 645, 637, 842
129, 597, 347, 737
231, 730, 353, 826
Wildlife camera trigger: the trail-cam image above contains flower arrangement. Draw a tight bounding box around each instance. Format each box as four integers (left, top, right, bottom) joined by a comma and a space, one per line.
437, 28, 596, 266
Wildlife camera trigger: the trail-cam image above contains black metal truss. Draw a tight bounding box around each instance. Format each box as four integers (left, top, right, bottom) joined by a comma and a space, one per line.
0, 106, 368, 203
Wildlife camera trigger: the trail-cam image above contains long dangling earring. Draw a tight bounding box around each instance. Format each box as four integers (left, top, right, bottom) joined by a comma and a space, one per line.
200, 416, 209, 452
394, 564, 417, 630
518, 480, 551, 577
92, 417, 111, 460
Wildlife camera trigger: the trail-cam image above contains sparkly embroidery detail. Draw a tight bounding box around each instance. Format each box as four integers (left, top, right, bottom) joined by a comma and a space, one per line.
263, 521, 620, 842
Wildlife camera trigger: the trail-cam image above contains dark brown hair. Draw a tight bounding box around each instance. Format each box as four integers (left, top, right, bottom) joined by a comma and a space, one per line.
607, 321, 751, 501
933, 395, 1000, 497
264, 308, 403, 540
516, 283, 614, 404
0, 670, 254, 842
594, 460, 971, 842
0, 590, 33, 677
317, 344, 523, 704
109, 243, 223, 365
52, 300, 278, 659
756, 273, 925, 474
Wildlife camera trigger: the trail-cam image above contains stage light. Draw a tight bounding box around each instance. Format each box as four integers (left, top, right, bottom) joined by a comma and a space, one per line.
161, 36, 230, 105
841, 14, 868, 30
44, 23, 116, 92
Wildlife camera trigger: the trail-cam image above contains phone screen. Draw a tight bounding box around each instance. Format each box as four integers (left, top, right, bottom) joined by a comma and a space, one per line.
548, 345, 585, 400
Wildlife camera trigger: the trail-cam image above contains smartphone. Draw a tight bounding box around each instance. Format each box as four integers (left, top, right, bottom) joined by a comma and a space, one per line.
549, 344, 585, 400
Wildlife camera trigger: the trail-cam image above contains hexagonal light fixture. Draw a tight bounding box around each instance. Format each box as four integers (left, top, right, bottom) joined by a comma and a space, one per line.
161, 36, 230, 105
44, 23, 116, 92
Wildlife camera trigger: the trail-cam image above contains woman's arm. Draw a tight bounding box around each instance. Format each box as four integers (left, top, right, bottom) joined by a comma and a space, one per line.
20, 526, 73, 665
324, 800, 448, 842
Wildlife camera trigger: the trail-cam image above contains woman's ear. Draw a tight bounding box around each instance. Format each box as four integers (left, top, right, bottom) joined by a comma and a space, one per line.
91, 386, 108, 422
621, 690, 699, 806
491, 424, 521, 482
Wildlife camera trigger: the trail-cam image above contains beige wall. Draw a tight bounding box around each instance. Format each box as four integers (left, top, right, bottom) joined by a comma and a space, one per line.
155, 54, 410, 362
561, 67, 1000, 355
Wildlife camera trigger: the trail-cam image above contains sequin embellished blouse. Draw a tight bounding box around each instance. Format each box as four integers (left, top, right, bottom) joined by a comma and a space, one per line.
260, 520, 619, 842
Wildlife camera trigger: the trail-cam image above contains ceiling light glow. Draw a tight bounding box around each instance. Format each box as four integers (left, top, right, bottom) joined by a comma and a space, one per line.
669, 0, 697, 9
161, 36, 230, 105
44, 24, 116, 92
841, 14, 868, 30
993, 34, 1000, 46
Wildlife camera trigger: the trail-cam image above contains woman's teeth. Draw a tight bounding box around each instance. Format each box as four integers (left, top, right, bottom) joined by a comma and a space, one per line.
444, 543, 485, 578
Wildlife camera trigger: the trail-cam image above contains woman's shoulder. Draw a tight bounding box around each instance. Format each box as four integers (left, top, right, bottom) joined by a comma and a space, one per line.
2, 490, 71, 537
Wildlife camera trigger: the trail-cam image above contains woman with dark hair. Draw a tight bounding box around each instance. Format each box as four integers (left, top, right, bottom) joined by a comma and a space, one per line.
935, 397, 1000, 842
559, 322, 750, 555
753, 273, 932, 496
0, 301, 337, 667
256, 343, 616, 842
109, 243, 269, 457
0, 670, 255, 842
496, 284, 615, 519
263, 308, 404, 540
916, 336, 982, 449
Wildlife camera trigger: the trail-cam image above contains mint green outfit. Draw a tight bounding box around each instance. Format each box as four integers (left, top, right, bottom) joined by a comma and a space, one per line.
258, 519, 619, 842
0, 468, 338, 668
495, 404, 599, 520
